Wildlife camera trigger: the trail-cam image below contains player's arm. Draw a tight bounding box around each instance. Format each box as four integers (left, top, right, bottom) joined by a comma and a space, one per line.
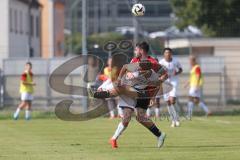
156, 64, 168, 82
175, 67, 183, 76
116, 64, 128, 84
174, 61, 183, 76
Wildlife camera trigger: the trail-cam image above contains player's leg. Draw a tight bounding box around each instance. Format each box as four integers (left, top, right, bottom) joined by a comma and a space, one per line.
25, 93, 34, 120
188, 87, 198, 120
25, 101, 32, 120
169, 96, 180, 127
187, 97, 195, 120
110, 107, 133, 148
14, 93, 29, 120
198, 88, 210, 116
94, 86, 138, 99
107, 98, 116, 119
154, 97, 161, 118
164, 90, 178, 127
117, 104, 123, 118
135, 107, 166, 148
13, 101, 27, 120
199, 100, 210, 116
146, 107, 152, 118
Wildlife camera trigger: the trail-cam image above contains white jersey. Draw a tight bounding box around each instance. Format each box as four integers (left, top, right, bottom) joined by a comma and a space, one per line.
159, 58, 182, 85
124, 69, 159, 89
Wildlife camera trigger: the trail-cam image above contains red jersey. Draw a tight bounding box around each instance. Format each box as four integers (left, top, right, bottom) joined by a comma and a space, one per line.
130, 56, 159, 72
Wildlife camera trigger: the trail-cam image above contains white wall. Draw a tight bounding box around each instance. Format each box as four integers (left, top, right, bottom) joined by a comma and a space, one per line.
9, 0, 41, 58
0, 0, 9, 69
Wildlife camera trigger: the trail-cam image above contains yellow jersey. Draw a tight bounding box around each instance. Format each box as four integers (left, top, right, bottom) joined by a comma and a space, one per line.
104, 67, 118, 81
190, 64, 203, 87
19, 71, 34, 93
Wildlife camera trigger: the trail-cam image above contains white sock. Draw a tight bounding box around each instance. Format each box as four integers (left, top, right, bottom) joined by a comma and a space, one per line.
146, 108, 151, 117
14, 108, 21, 119
167, 105, 173, 121
199, 101, 209, 114
155, 108, 160, 117
170, 105, 178, 122
112, 122, 126, 140
187, 101, 194, 118
110, 110, 115, 118
25, 110, 31, 120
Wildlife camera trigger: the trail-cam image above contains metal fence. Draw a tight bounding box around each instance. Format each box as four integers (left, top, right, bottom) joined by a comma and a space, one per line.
0, 55, 227, 111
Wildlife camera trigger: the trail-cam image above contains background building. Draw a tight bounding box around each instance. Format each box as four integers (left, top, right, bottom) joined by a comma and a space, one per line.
0, 0, 41, 68
65, 0, 172, 35
39, 0, 65, 58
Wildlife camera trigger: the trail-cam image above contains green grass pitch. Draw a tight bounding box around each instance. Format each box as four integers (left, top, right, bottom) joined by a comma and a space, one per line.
0, 116, 240, 160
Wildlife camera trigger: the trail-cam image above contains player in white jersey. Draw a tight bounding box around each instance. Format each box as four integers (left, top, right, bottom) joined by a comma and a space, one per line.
159, 48, 183, 127
94, 58, 169, 149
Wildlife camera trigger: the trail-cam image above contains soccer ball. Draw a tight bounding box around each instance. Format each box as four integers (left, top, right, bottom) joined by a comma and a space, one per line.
132, 3, 145, 16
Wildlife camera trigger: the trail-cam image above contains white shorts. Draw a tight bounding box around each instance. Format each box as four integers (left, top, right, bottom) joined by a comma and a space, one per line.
163, 86, 177, 101
118, 95, 136, 110
163, 80, 178, 101
98, 79, 114, 91
21, 93, 34, 101
189, 87, 201, 98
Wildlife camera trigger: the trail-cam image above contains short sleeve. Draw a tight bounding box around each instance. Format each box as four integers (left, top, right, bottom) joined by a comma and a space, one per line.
195, 66, 201, 76
21, 73, 27, 81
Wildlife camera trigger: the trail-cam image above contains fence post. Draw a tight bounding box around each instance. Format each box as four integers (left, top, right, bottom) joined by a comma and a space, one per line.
46, 59, 52, 107
220, 66, 226, 108
0, 69, 3, 108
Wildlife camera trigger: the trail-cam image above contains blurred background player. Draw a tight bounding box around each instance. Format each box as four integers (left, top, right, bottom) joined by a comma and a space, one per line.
103, 58, 123, 119
147, 58, 161, 119
13, 62, 36, 120
159, 48, 182, 127
185, 55, 211, 120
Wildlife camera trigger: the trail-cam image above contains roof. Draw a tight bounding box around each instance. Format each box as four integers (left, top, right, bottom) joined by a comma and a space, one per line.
165, 38, 240, 49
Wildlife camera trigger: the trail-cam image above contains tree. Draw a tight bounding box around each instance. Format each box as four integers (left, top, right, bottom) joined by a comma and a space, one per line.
170, 0, 240, 37
65, 32, 126, 54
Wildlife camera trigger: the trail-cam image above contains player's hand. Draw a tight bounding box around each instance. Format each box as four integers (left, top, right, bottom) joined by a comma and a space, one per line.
149, 99, 154, 107
126, 72, 134, 79
32, 82, 36, 86
173, 70, 178, 76
115, 79, 121, 87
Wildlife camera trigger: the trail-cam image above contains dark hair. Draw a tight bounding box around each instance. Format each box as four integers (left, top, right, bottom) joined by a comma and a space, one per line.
26, 62, 32, 68
136, 41, 149, 53
163, 48, 173, 54
139, 60, 152, 70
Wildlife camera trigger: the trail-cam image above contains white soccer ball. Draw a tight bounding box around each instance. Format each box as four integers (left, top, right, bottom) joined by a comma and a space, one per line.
132, 3, 145, 16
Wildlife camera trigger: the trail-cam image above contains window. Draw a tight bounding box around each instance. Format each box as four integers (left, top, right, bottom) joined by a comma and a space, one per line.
157, 4, 172, 16
14, 10, 18, 33
144, 5, 157, 17
19, 11, 23, 34
36, 16, 39, 37
30, 15, 34, 37
26, 13, 29, 35
118, 4, 130, 17
9, 8, 13, 32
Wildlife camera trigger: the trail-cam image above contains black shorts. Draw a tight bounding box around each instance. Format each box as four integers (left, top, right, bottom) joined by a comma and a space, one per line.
135, 88, 150, 110
135, 98, 150, 110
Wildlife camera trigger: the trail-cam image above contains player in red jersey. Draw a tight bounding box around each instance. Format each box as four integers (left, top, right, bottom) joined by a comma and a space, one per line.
95, 42, 168, 149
